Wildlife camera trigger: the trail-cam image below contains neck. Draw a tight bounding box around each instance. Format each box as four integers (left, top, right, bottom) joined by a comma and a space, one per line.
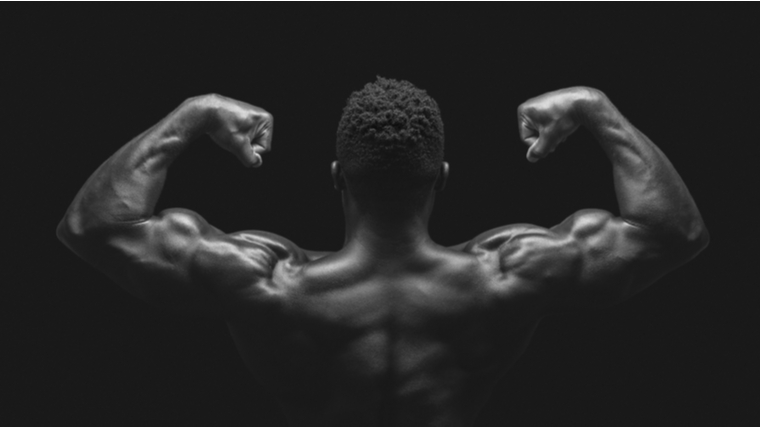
341, 191, 435, 257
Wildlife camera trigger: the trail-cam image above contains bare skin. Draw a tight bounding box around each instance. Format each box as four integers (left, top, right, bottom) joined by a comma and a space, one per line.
58, 88, 709, 427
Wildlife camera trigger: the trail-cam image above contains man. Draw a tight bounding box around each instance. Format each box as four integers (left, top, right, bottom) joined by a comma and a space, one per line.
58, 77, 709, 426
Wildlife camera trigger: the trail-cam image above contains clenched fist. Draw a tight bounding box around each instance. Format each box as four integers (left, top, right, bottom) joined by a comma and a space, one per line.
196, 94, 273, 168
517, 87, 599, 163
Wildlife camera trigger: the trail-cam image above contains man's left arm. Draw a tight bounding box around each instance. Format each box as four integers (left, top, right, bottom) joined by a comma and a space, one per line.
57, 95, 275, 315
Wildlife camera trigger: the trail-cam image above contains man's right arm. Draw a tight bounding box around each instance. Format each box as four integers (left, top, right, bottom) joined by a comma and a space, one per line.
490, 88, 709, 315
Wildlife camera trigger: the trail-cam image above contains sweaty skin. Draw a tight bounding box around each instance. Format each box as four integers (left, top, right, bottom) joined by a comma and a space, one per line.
58, 89, 708, 427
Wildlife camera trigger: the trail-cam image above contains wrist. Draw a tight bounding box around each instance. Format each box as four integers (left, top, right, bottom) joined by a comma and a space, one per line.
176, 94, 221, 136
572, 87, 619, 130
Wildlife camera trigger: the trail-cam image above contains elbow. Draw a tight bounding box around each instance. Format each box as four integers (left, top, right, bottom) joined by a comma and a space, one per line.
57, 217, 77, 248
676, 221, 710, 260
57, 212, 88, 248
698, 224, 710, 246
694, 226, 710, 253
687, 219, 710, 251
57, 214, 104, 260
654, 220, 710, 263
56, 220, 65, 242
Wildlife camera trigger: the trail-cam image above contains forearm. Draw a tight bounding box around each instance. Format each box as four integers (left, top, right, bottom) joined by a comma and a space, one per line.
58, 98, 211, 238
578, 91, 708, 244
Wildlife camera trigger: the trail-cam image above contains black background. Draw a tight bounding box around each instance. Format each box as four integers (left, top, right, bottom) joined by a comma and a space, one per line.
5, 5, 757, 426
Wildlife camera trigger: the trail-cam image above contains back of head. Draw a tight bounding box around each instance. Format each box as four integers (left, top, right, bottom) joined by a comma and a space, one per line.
336, 77, 444, 199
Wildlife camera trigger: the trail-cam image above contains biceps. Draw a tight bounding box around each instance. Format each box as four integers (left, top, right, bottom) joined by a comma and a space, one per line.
104, 209, 222, 314
570, 211, 664, 302
93, 208, 280, 314
506, 211, 658, 314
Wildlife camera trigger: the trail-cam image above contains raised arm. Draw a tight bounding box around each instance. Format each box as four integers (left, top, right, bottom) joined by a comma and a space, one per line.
56, 95, 284, 315
480, 88, 709, 315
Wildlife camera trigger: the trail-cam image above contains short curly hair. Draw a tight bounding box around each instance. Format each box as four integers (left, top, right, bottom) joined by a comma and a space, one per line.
336, 76, 444, 193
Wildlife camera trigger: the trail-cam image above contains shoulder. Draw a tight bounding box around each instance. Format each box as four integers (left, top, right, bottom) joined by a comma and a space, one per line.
463, 210, 649, 268
459, 211, 634, 289
462, 222, 562, 261
194, 229, 334, 288
151, 209, 336, 282
463, 222, 579, 280
460, 210, 666, 316
195, 230, 301, 275
222, 231, 333, 264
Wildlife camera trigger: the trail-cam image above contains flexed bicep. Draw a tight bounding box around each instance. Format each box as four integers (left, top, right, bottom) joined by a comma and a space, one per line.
89, 208, 228, 315
498, 209, 673, 317
91, 208, 291, 315
496, 87, 709, 317
56, 94, 284, 315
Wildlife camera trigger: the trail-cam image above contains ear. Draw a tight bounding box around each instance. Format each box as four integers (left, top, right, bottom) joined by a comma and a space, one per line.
331, 161, 346, 191
434, 161, 449, 192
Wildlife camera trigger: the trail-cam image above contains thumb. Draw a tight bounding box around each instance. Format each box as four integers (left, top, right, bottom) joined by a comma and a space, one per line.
526, 137, 549, 163
250, 144, 265, 168
242, 116, 272, 168
236, 142, 264, 168
519, 115, 545, 162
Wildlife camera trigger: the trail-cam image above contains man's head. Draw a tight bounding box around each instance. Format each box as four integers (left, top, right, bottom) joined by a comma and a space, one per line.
334, 77, 447, 202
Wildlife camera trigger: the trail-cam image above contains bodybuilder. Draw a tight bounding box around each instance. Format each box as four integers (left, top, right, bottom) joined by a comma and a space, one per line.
57, 78, 709, 426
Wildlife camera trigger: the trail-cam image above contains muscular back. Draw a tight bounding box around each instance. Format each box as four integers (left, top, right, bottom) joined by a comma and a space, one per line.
161, 193, 701, 427
61, 200, 693, 426
209, 233, 546, 427
57, 89, 708, 427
